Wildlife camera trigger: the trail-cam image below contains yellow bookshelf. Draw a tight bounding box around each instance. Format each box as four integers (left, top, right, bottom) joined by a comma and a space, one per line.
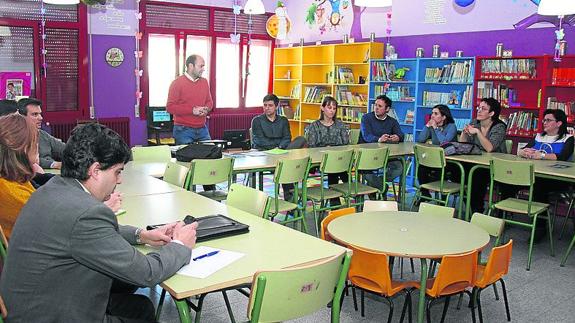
273, 42, 383, 137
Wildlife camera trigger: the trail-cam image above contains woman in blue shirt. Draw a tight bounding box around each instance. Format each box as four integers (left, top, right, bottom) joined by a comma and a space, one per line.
416, 104, 457, 197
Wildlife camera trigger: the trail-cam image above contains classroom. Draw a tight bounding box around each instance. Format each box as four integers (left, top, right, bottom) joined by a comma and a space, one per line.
0, 0, 575, 322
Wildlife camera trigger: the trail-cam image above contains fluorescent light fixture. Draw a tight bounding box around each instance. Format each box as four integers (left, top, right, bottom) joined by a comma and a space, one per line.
43, 0, 80, 4
537, 0, 575, 16
355, 0, 392, 7
243, 0, 265, 15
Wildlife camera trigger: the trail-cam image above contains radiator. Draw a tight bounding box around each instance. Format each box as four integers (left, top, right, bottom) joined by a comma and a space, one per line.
49, 117, 131, 146
208, 113, 259, 140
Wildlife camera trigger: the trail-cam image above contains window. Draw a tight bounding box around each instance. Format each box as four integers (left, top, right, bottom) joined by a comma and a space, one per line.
148, 34, 176, 107
243, 39, 272, 108
215, 37, 239, 108
185, 35, 211, 81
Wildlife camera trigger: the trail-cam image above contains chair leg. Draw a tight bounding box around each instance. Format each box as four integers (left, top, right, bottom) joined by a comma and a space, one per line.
352, 285, 358, 311
399, 291, 412, 323
192, 294, 207, 323
400, 257, 404, 279
156, 288, 167, 321
499, 279, 511, 321
299, 209, 309, 234
361, 289, 365, 317
384, 297, 394, 323
559, 197, 575, 240
456, 293, 463, 310
221, 291, 236, 323
440, 296, 451, 323
526, 216, 538, 271
547, 210, 555, 257
560, 230, 575, 266
467, 291, 477, 323
426, 299, 434, 323
476, 288, 484, 323
492, 283, 500, 300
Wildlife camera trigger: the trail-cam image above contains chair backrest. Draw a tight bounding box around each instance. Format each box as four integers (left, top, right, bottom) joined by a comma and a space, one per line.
320, 149, 354, 174
273, 156, 311, 185
413, 144, 446, 169
490, 157, 534, 187
349, 129, 361, 145
321, 207, 355, 241
162, 161, 189, 188
355, 147, 389, 171
505, 139, 513, 154
418, 202, 454, 219
247, 252, 351, 323
227, 183, 269, 218
363, 200, 398, 212
348, 245, 394, 295
189, 158, 234, 187
476, 240, 513, 288
131, 145, 172, 162
471, 213, 504, 238
427, 250, 478, 297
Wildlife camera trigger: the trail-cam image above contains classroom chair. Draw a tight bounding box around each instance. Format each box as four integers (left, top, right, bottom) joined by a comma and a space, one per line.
487, 158, 554, 271
472, 240, 513, 323
409, 250, 478, 323
411, 145, 463, 217
418, 202, 455, 219
247, 252, 351, 323
331, 147, 390, 208
130, 145, 171, 162
268, 156, 311, 233
347, 245, 415, 323
186, 157, 234, 201
162, 161, 189, 188
363, 200, 399, 212
321, 207, 356, 242
227, 183, 269, 218
307, 149, 355, 236
349, 128, 361, 145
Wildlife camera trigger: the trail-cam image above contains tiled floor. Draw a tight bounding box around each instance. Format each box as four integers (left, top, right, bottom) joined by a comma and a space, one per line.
155, 178, 575, 322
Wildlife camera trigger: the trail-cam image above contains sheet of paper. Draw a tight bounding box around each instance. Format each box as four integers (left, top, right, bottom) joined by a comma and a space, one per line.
244, 151, 268, 157
265, 148, 288, 155
177, 246, 245, 279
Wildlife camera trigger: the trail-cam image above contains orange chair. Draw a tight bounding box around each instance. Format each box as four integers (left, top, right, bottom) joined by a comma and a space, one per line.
413, 250, 478, 323
347, 245, 416, 323
320, 207, 356, 241
473, 240, 513, 323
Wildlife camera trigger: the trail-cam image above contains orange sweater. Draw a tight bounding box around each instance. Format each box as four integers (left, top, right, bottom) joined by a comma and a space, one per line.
0, 178, 35, 238
166, 75, 213, 128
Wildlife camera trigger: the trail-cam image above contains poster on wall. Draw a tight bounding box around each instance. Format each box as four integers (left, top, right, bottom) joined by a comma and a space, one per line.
0, 72, 32, 100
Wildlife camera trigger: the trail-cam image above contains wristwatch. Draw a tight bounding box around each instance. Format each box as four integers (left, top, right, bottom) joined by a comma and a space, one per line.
540, 151, 546, 160
135, 228, 143, 244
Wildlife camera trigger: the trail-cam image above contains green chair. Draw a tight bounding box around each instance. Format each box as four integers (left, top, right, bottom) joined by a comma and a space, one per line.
363, 200, 398, 212
505, 139, 513, 154
227, 183, 270, 218
162, 161, 189, 188
247, 252, 351, 323
306, 150, 355, 236
487, 157, 554, 271
331, 147, 390, 208
418, 202, 455, 219
471, 212, 505, 250
131, 145, 171, 162
268, 156, 311, 233
561, 229, 575, 266
186, 158, 234, 201
349, 128, 361, 145
411, 145, 463, 217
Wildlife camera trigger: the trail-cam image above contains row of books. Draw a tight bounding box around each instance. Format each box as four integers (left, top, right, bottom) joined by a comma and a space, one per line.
277, 101, 300, 119
423, 60, 473, 83
373, 85, 415, 102
476, 81, 520, 108
547, 97, 575, 122
501, 111, 538, 136
303, 86, 330, 104
551, 68, 575, 86
335, 87, 367, 106
479, 59, 537, 79
454, 118, 471, 130
335, 67, 356, 84
421, 89, 472, 109
290, 83, 301, 98
336, 107, 365, 123
371, 62, 404, 82
385, 108, 415, 124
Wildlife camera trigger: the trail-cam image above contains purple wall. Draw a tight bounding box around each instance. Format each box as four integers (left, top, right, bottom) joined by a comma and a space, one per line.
91, 35, 147, 146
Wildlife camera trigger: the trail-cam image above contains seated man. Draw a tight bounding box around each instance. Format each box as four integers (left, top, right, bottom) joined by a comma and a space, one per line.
0, 123, 198, 322
360, 94, 404, 198
18, 98, 66, 169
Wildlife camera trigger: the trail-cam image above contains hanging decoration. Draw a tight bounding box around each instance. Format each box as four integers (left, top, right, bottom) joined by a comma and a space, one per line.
230, 0, 241, 44
454, 0, 475, 7
384, 11, 396, 60
40, 1, 47, 78
266, 1, 291, 40
134, 1, 143, 117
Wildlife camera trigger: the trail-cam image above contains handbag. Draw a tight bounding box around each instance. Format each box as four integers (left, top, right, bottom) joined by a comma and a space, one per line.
175, 143, 222, 162
441, 142, 482, 156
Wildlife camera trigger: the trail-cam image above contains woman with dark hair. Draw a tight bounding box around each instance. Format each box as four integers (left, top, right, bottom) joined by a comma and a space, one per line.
305, 96, 350, 205
458, 98, 508, 213
0, 114, 39, 238
416, 104, 458, 197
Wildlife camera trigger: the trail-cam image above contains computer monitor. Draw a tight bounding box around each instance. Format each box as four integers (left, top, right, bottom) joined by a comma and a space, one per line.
146, 106, 173, 129
223, 129, 248, 149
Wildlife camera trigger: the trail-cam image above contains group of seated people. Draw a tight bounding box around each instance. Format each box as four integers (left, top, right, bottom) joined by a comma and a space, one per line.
0, 92, 573, 321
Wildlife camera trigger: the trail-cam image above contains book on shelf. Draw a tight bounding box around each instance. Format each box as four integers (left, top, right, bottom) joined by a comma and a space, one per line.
277, 100, 294, 119
387, 108, 399, 120
423, 60, 472, 83
372, 62, 397, 82
547, 97, 575, 122
378, 85, 414, 102
337, 67, 355, 84
336, 86, 367, 106
476, 81, 519, 108
480, 59, 537, 79
303, 86, 329, 103
454, 118, 471, 130
552, 68, 575, 86
404, 133, 414, 142
404, 109, 415, 124
501, 111, 538, 136
422, 91, 468, 108
290, 83, 301, 98
336, 106, 365, 123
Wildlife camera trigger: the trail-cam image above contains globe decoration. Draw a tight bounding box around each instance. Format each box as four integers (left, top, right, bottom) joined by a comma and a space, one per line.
454, 0, 475, 7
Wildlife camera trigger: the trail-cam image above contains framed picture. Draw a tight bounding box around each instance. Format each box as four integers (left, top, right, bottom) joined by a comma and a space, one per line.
0, 72, 32, 100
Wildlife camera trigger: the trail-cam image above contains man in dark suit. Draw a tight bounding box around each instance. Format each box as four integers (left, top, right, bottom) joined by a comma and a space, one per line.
0, 123, 198, 322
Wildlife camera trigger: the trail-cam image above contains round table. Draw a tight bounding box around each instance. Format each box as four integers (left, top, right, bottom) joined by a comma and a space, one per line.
327, 211, 490, 323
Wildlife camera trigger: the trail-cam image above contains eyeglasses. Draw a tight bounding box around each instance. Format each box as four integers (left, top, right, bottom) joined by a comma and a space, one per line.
476, 106, 490, 112
543, 118, 557, 123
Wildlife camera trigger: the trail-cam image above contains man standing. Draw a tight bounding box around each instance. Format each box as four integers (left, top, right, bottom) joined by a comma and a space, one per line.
167, 54, 213, 144
18, 98, 65, 169
251, 93, 304, 150
360, 94, 404, 197
0, 123, 198, 322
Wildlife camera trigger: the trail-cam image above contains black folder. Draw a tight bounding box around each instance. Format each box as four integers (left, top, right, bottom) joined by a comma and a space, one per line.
147, 214, 249, 242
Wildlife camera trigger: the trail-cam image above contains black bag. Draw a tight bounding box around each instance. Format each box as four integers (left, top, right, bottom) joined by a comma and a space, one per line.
441, 142, 482, 156
195, 214, 250, 242
175, 143, 222, 162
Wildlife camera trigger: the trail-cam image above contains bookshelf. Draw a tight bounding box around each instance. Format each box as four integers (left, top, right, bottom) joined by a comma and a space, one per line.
273, 42, 384, 137
544, 55, 575, 128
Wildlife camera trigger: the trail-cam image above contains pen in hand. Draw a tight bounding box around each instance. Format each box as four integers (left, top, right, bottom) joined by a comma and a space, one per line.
193, 251, 219, 261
